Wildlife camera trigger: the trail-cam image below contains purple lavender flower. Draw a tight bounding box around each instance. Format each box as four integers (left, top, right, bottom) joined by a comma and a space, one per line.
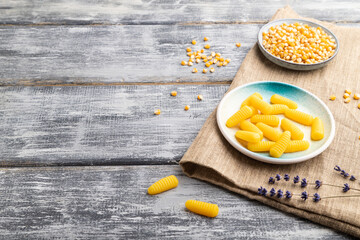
313, 193, 321, 202
301, 191, 308, 201
341, 170, 349, 178
334, 165, 341, 171
261, 188, 268, 196
315, 180, 322, 189
284, 174, 290, 181
277, 189, 283, 198
285, 191, 292, 199
293, 175, 300, 184
269, 177, 275, 184
343, 183, 350, 193
257, 186, 263, 195
301, 178, 308, 187
269, 188, 276, 197
275, 174, 281, 181
350, 175, 356, 181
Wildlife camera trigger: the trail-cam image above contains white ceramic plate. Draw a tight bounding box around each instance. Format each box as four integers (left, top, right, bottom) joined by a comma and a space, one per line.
216, 81, 335, 164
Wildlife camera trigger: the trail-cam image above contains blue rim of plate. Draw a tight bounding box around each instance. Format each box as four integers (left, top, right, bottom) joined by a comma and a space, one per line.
216, 81, 336, 164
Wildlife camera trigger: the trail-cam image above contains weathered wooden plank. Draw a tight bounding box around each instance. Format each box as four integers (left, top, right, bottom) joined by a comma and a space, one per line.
0, 24, 260, 85
0, 165, 352, 239
1, 0, 360, 25
0, 84, 229, 166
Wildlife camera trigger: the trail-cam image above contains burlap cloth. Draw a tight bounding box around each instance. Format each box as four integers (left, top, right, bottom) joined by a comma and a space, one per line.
180, 6, 360, 237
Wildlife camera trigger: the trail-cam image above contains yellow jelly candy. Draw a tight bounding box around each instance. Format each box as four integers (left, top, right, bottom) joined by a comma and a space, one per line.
281, 118, 304, 140
239, 121, 263, 140
248, 141, 275, 152
241, 92, 263, 108
284, 140, 310, 153
270, 94, 298, 109
185, 200, 219, 218
311, 117, 324, 140
148, 175, 179, 195
250, 95, 273, 115
270, 131, 291, 158
270, 104, 289, 115
235, 130, 261, 143
226, 106, 253, 128
250, 115, 280, 127
256, 122, 282, 142
284, 109, 314, 126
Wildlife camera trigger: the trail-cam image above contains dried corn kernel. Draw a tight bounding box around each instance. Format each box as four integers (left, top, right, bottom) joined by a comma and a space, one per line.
240, 120, 263, 140
344, 93, 350, 99
184, 105, 190, 111
211, 52, 215, 57
248, 141, 275, 152
170, 91, 177, 96
210, 67, 215, 73
154, 109, 161, 115
241, 93, 263, 107
236, 42, 241, 47
329, 95, 336, 101
222, 62, 228, 66
215, 53, 221, 57
188, 61, 193, 66
204, 44, 210, 49
281, 118, 304, 140
311, 117, 324, 141
186, 47, 192, 52
284, 140, 310, 153
185, 200, 218, 218
344, 98, 351, 103
203, 58, 208, 63
207, 56, 213, 60
192, 40, 197, 45
345, 89, 352, 95
187, 52, 192, 57
181, 61, 187, 66
250, 95, 273, 115
200, 49, 204, 53
270, 94, 298, 109
195, 58, 200, 63
188, 58, 193, 63
226, 106, 253, 128
219, 57, 224, 62
225, 58, 231, 63
358, 103, 360, 109
270, 131, 291, 158
213, 59, 218, 63
204, 37, 209, 41
235, 130, 261, 143
251, 115, 280, 127
270, 104, 289, 114
217, 62, 223, 67
148, 175, 178, 195
205, 62, 211, 68
197, 95, 203, 100
202, 68, 207, 73
284, 109, 314, 126
354, 93, 360, 100
256, 122, 282, 142
192, 68, 198, 73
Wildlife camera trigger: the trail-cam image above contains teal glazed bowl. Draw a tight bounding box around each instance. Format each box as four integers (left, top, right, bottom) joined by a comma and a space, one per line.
216, 81, 336, 164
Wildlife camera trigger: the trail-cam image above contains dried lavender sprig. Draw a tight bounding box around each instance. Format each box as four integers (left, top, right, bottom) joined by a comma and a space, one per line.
334, 165, 341, 171
315, 180, 322, 189
313, 193, 321, 202
269, 188, 276, 197
275, 174, 281, 181
285, 191, 292, 199
341, 170, 349, 178
301, 178, 307, 187
284, 174, 290, 181
277, 189, 283, 198
301, 191, 308, 201
343, 183, 350, 193
269, 177, 275, 184
293, 175, 300, 184
350, 175, 356, 181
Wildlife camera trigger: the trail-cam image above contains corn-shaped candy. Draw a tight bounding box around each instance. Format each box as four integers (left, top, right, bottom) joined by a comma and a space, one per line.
311, 117, 324, 141
256, 122, 282, 141
284, 109, 314, 126
240, 92, 263, 108
248, 141, 275, 152
148, 175, 178, 195
249, 106, 258, 116
185, 200, 219, 218
235, 130, 261, 143
270, 131, 291, 158
270, 104, 289, 115
250, 115, 280, 127
281, 118, 304, 140
284, 140, 310, 153
250, 95, 273, 115
239, 120, 263, 140
226, 106, 253, 128
270, 94, 298, 109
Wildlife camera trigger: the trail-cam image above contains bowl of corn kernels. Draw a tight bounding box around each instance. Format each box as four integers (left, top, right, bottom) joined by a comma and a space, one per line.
258, 19, 339, 70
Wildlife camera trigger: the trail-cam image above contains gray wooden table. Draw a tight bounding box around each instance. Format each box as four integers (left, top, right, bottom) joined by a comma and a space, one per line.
0, 1, 357, 239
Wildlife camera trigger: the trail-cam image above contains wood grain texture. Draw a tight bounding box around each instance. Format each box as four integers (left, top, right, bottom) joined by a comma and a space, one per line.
0, 165, 353, 239
1, 0, 360, 25
0, 85, 229, 166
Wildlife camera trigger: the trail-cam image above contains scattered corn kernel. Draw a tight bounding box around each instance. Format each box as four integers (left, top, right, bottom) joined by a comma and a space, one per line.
222, 62, 228, 66
192, 68, 198, 73
344, 98, 351, 103
345, 89, 352, 95
207, 56, 213, 60
181, 61, 187, 66
225, 58, 231, 63
186, 47, 192, 52
202, 69, 207, 73
204, 44, 210, 49
188, 58, 193, 63
213, 59, 218, 63
154, 109, 161, 115
188, 62, 193, 66
204, 37, 209, 41
210, 67, 215, 73
200, 49, 204, 53
192, 40, 197, 45
195, 58, 200, 63
344, 93, 350, 99
215, 53, 221, 57
197, 95, 203, 100
236, 42, 241, 47
184, 105, 190, 111
329, 95, 336, 101
203, 58, 208, 63
354, 93, 360, 100
205, 62, 211, 68
211, 52, 215, 57
148, 175, 178, 195
187, 52, 192, 57
185, 200, 219, 218
217, 62, 223, 67
170, 91, 177, 96
358, 103, 360, 109
219, 57, 224, 62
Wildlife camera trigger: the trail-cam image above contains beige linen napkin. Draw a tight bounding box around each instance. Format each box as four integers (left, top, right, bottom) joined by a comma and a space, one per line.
180, 6, 360, 237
